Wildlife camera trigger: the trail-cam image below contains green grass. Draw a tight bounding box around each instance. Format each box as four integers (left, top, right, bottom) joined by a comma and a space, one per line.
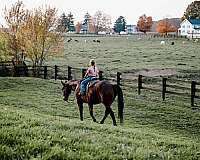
1, 36, 200, 159
47, 36, 200, 75
1, 77, 200, 159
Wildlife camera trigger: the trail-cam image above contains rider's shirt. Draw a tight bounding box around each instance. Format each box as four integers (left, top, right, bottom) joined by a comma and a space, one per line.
86, 66, 99, 77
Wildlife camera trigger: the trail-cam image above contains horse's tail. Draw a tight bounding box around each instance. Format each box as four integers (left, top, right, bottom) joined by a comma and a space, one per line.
113, 84, 124, 124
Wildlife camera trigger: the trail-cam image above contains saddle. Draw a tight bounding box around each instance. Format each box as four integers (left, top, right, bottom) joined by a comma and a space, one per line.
86, 80, 99, 93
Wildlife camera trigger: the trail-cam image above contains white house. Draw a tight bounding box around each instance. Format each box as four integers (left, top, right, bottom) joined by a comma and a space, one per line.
126, 25, 137, 34
178, 19, 200, 38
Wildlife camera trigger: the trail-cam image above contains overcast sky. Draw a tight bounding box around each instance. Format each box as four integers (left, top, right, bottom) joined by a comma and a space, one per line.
0, 0, 195, 26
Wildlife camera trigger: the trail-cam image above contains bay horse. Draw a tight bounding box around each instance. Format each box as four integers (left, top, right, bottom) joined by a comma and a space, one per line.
61, 80, 124, 126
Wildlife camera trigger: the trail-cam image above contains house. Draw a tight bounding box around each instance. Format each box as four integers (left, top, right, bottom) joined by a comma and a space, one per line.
126, 25, 137, 34
178, 19, 200, 38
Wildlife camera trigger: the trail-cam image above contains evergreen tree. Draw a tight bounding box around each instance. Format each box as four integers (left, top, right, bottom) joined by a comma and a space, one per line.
183, 1, 200, 20
57, 13, 68, 32
114, 16, 126, 34
67, 12, 75, 32
81, 12, 94, 33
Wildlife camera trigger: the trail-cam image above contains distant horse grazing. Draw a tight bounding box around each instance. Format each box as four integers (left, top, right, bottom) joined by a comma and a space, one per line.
67, 38, 72, 42
61, 80, 124, 126
160, 41, 165, 45
93, 39, 100, 43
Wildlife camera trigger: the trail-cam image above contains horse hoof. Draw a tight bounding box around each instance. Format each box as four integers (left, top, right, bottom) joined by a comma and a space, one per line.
100, 121, 104, 124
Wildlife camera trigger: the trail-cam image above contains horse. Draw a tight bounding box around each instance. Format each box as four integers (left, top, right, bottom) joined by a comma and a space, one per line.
61, 80, 124, 126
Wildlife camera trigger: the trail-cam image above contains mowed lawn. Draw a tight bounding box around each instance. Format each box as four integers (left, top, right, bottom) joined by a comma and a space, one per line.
1, 77, 200, 159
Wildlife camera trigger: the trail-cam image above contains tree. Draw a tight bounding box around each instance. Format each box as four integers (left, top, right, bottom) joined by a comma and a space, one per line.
81, 12, 95, 33
114, 16, 126, 34
75, 22, 82, 33
57, 12, 75, 32
67, 12, 75, 32
3, 1, 63, 70
156, 19, 177, 35
137, 14, 153, 34
183, 1, 200, 20
93, 11, 111, 34
20, 6, 62, 67
0, 30, 10, 61
4, 0, 28, 63
57, 13, 68, 32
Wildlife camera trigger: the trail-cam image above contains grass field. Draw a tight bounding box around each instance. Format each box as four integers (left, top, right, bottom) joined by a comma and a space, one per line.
48, 36, 200, 77
1, 77, 200, 159
1, 35, 200, 159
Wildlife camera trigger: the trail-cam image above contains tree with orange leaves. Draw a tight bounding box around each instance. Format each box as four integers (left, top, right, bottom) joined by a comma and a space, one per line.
4, 1, 62, 68
75, 22, 82, 33
137, 14, 153, 34
156, 19, 177, 35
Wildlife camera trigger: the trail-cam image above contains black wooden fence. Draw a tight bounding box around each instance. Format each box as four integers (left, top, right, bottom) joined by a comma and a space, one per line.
137, 75, 200, 106
0, 63, 200, 106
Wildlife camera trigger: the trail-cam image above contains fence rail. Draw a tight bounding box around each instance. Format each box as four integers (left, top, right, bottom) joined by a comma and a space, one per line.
137, 75, 200, 106
0, 62, 200, 106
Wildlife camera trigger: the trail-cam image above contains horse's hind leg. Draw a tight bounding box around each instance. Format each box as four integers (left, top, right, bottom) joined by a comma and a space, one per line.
100, 107, 117, 126
109, 108, 117, 126
100, 107, 110, 124
88, 104, 97, 122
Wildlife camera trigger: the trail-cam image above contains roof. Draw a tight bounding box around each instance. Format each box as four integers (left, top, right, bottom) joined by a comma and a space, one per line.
188, 19, 200, 25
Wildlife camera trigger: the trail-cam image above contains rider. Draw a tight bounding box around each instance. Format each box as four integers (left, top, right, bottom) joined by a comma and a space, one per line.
80, 59, 99, 96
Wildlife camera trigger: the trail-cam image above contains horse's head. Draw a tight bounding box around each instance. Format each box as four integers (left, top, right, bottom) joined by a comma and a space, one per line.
61, 81, 72, 102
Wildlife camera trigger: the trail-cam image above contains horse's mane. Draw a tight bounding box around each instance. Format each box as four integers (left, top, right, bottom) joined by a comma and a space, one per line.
67, 80, 80, 91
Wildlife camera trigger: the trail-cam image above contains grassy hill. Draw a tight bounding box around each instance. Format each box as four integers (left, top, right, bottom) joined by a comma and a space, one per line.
1, 77, 200, 159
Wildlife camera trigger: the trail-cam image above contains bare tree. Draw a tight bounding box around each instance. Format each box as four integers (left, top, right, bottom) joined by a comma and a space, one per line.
93, 11, 111, 34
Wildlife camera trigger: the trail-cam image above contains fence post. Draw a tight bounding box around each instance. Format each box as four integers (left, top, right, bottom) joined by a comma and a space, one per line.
32, 66, 36, 77
54, 65, 58, 80
99, 71, 103, 80
191, 81, 196, 106
24, 65, 28, 76
162, 77, 167, 101
44, 66, 47, 79
117, 72, 121, 86
68, 66, 72, 80
82, 68, 86, 79
138, 75, 142, 95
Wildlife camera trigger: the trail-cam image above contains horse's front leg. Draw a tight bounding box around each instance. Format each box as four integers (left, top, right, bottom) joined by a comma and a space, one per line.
78, 102, 83, 121
88, 104, 97, 122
